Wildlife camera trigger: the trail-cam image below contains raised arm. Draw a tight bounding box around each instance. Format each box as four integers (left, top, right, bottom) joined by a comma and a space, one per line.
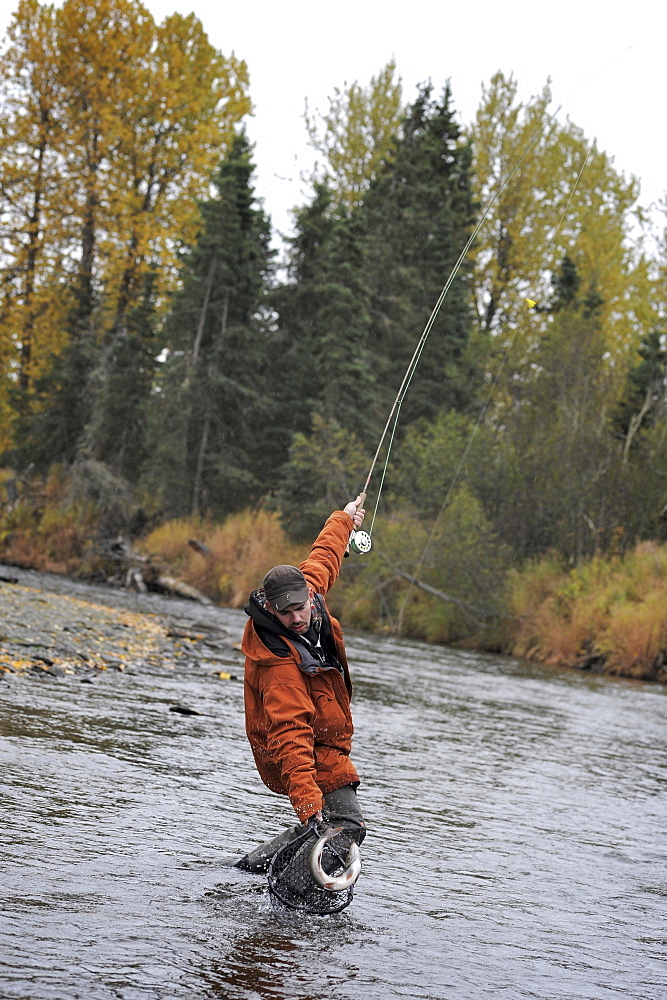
300, 495, 366, 595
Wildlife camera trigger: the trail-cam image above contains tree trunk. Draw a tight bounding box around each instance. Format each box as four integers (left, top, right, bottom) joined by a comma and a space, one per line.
191, 256, 217, 367
191, 410, 210, 517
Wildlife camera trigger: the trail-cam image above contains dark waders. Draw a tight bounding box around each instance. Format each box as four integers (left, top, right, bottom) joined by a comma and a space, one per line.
236, 784, 365, 873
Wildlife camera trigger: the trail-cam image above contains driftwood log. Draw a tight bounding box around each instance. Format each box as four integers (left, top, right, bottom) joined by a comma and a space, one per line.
390, 567, 488, 627
103, 536, 212, 605
151, 574, 212, 605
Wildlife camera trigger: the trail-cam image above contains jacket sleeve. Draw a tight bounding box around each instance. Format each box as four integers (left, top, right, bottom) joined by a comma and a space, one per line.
260, 664, 325, 822
300, 509, 354, 597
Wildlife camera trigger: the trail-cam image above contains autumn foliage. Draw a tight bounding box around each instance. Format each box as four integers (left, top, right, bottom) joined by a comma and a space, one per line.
0, 0, 250, 452
0, 4, 666, 684
141, 512, 306, 608
504, 544, 667, 681
0, 467, 106, 575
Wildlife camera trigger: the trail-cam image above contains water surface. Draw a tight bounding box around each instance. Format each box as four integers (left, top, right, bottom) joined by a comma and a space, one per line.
1, 572, 665, 999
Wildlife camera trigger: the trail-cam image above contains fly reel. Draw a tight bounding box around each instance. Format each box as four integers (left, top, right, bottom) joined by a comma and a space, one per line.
350, 530, 372, 555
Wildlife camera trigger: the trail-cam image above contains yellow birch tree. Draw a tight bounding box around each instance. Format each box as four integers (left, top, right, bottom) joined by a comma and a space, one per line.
0, 0, 251, 458
305, 59, 403, 208
469, 72, 649, 409
0, 0, 71, 451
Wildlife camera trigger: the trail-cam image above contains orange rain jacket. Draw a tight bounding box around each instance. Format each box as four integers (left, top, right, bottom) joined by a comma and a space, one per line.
241, 510, 360, 823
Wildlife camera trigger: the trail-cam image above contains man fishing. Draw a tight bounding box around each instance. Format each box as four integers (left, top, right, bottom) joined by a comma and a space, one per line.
235, 494, 367, 874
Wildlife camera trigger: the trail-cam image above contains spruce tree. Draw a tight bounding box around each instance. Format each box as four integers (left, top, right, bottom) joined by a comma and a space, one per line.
143, 132, 276, 518
273, 183, 376, 439
272, 183, 378, 536
82, 271, 159, 482
273, 85, 476, 535
360, 83, 477, 424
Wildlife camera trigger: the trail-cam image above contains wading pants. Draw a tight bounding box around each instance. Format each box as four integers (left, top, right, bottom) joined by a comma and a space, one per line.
238, 784, 366, 873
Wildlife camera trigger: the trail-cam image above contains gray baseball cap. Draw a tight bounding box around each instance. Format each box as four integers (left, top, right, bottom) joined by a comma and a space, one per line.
263, 564, 309, 612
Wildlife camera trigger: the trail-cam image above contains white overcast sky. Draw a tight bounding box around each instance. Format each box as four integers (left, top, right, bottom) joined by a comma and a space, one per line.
1, 0, 665, 251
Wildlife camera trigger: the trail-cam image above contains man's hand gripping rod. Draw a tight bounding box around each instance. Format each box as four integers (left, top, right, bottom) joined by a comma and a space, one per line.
345, 492, 372, 556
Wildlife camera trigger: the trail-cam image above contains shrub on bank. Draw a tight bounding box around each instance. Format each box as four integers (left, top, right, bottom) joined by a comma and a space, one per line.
338, 487, 513, 644
141, 510, 306, 607
0, 466, 104, 575
505, 542, 667, 680
2, 463, 666, 683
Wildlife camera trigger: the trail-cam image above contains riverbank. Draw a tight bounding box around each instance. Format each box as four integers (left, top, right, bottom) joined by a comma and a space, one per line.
1, 471, 666, 684
2, 557, 665, 688
498, 543, 667, 685
0, 566, 244, 683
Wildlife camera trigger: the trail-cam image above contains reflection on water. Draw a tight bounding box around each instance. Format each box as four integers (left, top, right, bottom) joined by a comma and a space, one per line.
1, 571, 666, 999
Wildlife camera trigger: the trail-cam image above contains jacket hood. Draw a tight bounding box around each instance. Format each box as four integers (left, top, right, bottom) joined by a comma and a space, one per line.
245, 588, 283, 633
245, 587, 323, 639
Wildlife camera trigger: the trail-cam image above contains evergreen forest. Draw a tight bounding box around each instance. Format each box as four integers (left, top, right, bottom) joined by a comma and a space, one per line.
1, 0, 666, 677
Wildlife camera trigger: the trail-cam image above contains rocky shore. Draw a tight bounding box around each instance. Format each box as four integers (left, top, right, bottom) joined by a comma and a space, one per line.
0, 566, 244, 682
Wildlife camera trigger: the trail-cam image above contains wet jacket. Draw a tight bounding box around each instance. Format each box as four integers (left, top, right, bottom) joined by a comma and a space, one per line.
241, 510, 359, 822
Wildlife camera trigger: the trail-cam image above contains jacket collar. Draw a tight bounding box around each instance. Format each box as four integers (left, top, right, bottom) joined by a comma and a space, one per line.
245, 587, 323, 641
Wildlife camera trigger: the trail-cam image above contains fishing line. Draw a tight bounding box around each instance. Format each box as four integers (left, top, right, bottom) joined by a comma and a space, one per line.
392, 138, 594, 630
360, 108, 562, 540
367, 399, 403, 537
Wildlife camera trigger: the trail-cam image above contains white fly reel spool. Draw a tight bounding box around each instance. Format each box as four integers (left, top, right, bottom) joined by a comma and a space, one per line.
349, 529, 372, 555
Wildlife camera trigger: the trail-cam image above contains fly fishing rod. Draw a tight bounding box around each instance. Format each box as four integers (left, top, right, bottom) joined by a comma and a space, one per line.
389, 136, 594, 628
347, 112, 562, 557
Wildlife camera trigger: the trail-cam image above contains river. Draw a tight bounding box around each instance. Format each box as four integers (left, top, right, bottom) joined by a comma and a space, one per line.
1, 572, 666, 999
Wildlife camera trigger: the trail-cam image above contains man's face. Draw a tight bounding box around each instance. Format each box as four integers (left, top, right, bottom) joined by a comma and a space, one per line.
268, 599, 311, 633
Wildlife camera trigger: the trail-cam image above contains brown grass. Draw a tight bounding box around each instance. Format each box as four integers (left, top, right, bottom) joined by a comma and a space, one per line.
0, 468, 101, 575
602, 590, 667, 678
505, 542, 667, 680
0, 466, 307, 605
141, 509, 307, 607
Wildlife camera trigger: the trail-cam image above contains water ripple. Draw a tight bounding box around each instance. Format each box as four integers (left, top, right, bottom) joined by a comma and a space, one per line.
1, 577, 666, 999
